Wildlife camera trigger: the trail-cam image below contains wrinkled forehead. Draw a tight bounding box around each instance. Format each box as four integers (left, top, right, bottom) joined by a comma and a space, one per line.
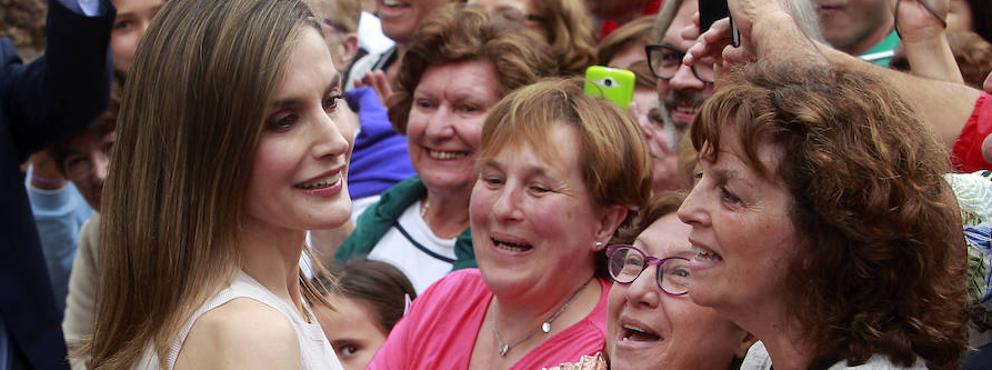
637, 213, 693, 258
697, 123, 785, 182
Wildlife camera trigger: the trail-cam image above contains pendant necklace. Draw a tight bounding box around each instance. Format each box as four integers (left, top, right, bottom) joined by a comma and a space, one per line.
490, 277, 594, 357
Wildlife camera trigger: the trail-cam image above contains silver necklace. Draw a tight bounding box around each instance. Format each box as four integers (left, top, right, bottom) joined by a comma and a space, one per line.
490, 277, 594, 357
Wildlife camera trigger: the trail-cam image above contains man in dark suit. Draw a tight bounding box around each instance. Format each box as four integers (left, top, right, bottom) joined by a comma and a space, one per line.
0, 0, 113, 369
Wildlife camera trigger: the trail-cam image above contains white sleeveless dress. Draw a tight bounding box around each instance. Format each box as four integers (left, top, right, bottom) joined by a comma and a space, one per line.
132, 271, 343, 370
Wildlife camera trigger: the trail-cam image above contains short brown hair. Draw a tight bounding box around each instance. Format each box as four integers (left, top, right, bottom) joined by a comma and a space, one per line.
531, 0, 597, 77
691, 62, 968, 370
480, 78, 653, 277
388, 4, 555, 134
479, 77, 652, 212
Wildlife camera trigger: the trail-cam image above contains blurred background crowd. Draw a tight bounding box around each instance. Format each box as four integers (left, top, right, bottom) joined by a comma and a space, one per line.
2, 0, 992, 369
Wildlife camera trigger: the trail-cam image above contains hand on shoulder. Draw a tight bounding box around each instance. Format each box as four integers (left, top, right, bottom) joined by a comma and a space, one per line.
174, 298, 302, 370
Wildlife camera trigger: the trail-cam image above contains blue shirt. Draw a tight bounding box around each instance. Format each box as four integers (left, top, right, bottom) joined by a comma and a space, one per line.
26, 168, 94, 315
346, 87, 416, 199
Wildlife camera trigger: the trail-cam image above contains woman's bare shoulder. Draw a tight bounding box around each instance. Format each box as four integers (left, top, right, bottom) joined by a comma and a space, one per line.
174, 298, 301, 370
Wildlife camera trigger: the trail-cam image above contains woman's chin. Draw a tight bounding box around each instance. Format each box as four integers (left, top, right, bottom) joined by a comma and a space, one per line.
306, 203, 353, 230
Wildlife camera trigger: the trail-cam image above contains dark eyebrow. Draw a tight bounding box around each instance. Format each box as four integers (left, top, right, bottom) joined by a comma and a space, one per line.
271, 73, 342, 109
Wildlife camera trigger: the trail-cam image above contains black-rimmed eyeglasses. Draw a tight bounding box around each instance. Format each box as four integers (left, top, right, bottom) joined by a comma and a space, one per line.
607, 244, 691, 296
645, 44, 715, 84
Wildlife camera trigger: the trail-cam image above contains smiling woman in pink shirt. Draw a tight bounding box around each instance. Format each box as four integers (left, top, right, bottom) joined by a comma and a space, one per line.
369, 78, 652, 369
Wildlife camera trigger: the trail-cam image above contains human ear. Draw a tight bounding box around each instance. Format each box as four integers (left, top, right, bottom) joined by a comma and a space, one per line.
340, 34, 359, 67
592, 205, 628, 250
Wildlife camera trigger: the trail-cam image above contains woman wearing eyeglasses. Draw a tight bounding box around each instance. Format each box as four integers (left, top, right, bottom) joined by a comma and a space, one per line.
605, 192, 753, 370
369, 78, 652, 369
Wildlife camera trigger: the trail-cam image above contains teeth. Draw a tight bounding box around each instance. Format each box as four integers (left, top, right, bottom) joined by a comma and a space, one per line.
297, 172, 341, 190
622, 324, 645, 333
692, 245, 722, 261
492, 238, 531, 252
429, 150, 468, 160
383, 0, 405, 7
621, 324, 660, 342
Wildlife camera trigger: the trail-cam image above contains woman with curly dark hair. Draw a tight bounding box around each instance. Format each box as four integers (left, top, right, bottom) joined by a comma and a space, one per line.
678, 61, 969, 370
469, 0, 597, 76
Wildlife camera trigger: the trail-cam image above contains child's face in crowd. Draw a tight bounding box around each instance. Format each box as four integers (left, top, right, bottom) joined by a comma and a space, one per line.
316, 294, 389, 370
111, 0, 165, 74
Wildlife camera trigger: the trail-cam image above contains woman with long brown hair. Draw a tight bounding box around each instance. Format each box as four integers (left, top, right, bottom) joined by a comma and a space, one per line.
88, 0, 353, 368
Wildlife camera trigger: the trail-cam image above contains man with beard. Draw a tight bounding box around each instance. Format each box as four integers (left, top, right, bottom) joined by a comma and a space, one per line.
649, 0, 711, 136
638, 0, 713, 192
643, 0, 823, 190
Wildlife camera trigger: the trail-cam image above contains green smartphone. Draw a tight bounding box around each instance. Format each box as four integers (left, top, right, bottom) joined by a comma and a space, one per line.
584, 66, 636, 109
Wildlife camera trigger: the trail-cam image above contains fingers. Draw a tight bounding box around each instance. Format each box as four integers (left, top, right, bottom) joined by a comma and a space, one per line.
681, 22, 700, 44
362, 70, 392, 106
371, 72, 393, 100
684, 18, 732, 66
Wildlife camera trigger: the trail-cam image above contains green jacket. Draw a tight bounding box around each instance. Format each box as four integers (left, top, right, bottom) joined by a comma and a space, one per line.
335, 177, 477, 270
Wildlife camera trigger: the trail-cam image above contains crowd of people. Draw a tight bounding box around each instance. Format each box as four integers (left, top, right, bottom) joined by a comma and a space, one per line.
2, 0, 992, 369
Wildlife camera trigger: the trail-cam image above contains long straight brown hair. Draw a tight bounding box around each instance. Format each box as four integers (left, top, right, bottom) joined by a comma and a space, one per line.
89, 0, 327, 368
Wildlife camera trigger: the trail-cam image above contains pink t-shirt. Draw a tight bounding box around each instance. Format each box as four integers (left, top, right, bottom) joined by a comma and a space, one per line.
368, 268, 610, 370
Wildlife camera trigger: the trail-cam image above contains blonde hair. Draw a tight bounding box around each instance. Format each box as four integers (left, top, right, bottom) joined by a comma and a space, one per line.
89, 0, 326, 368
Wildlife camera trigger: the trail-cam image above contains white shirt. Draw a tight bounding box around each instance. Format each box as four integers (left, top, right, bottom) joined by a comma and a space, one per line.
133, 271, 342, 370
740, 341, 927, 370
368, 201, 456, 293
357, 12, 395, 55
